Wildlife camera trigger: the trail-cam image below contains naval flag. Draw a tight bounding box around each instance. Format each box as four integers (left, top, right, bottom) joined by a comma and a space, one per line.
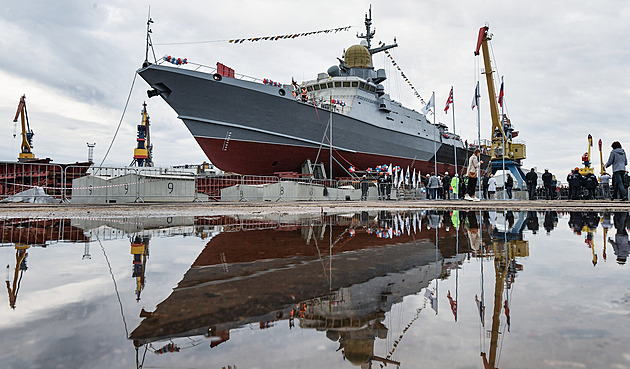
444, 87, 453, 114
471, 82, 480, 110
498, 81, 504, 108
422, 92, 435, 115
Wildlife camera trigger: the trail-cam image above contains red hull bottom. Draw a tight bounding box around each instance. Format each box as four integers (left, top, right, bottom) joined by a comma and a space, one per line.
195, 137, 462, 178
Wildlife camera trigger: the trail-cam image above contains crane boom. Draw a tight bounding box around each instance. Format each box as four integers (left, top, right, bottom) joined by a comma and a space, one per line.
476, 27, 503, 149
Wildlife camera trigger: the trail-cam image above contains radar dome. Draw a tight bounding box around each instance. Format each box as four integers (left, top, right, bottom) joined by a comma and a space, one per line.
344, 44, 371, 69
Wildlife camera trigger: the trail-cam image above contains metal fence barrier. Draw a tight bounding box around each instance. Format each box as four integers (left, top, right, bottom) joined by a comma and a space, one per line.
11, 163, 606, 203
0, 162, 67, 203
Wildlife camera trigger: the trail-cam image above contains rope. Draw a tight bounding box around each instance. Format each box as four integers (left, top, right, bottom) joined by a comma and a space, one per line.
97, 234, 129, 338
379, 304, 426, 368
310, 98, 357, 175
99, 72, 138, 167
489, 40, 509, 117
383, 49, 428, 108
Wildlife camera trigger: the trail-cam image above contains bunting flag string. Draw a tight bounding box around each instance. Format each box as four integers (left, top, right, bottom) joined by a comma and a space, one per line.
155, 26, 353, 46
228, 25, 352, 44
383, 49, 428, 109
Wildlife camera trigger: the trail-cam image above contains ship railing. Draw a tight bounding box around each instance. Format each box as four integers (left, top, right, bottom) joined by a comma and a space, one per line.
157, 57, 264, 84
0, 162, 67, 203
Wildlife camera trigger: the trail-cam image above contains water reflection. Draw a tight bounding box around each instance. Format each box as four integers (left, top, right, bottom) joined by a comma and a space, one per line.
1, 210, 629, 368
129, 211, 457, 368
611, 212, 630, 264
2, 218, 89, 309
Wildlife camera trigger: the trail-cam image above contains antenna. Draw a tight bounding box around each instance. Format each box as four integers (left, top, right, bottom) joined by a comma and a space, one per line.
356, 5, 376, 50
143, 7, 156, 68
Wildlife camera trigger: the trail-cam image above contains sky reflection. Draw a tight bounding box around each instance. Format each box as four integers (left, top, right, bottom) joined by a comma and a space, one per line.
1, 211, 629, 369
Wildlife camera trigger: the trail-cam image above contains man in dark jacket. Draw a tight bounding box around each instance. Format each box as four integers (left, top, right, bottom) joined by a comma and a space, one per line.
505, 174, 514, 199
360, 175, 370, 201
542, 169, 553, 200
567, 168, 583, 200
442, 172, 451, 199
384, 174, 392, 200
377, 173, 385, 200
605, 141, 628, 200
525, 168, 538, 200
583, 172, 598, 200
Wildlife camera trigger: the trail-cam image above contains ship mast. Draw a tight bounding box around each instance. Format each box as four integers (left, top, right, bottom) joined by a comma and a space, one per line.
357, 6, 398, 58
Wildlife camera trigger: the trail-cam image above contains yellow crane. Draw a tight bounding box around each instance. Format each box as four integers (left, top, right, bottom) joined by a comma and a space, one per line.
475, 26, 527, 187
579, 134, 596, 176
6, 244, 30, 309
12, 95, 36, 162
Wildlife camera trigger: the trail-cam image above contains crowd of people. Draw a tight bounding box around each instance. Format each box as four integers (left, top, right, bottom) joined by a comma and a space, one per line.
357, 141, 628, 201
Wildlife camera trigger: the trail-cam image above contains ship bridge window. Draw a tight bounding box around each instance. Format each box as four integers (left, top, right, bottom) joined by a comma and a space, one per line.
307, 86, 313, 92
327, 82, 333, 88
359, 82, 366, 89
334, 81, 342, 87
351, 81, 358, 87
343, 81, 351, 87
368, 85, 376, 92
320, 83, 327, 89
313, 85, 320, 91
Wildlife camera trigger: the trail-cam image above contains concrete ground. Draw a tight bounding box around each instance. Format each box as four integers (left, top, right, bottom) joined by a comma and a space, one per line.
1, 199, 630, 218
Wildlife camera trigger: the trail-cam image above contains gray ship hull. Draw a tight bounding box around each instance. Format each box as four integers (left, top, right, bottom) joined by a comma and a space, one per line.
139, 64, 476, 177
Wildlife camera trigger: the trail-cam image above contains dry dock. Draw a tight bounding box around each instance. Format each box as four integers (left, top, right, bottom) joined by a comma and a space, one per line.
1, 199, 629, 218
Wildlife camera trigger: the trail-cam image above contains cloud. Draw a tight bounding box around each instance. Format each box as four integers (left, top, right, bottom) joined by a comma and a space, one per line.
0, 0, 629, 176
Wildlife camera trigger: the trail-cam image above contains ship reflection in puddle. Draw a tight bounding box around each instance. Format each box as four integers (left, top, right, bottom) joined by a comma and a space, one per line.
3, 210, 629, 368
122, 210, 532, 369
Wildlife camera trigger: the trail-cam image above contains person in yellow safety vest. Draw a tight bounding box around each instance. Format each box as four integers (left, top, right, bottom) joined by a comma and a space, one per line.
301, 87, 308, 102
450, 173, 460, 199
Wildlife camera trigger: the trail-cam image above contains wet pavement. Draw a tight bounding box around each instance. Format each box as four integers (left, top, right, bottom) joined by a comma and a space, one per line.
1, 210, 629, 368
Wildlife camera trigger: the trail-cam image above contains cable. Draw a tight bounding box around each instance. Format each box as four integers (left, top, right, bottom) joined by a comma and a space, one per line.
97, 234, 129, 338
99, 72, 138, 167
489, 40, 510, 119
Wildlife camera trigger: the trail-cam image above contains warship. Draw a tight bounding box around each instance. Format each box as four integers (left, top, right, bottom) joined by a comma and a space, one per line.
138, 9, 484, 178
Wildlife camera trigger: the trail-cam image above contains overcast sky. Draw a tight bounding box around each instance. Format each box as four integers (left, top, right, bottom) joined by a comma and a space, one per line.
1, 1, 629, 178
